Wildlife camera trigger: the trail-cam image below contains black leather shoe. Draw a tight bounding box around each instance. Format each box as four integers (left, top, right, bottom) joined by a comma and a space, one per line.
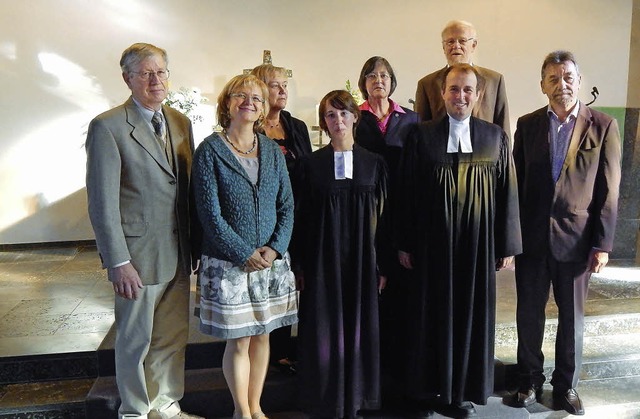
442, 401, 477, 418
553, 388, 585, 415
272, 358, 296, 375
411, 400, 434, 418
515, 385, 543, 407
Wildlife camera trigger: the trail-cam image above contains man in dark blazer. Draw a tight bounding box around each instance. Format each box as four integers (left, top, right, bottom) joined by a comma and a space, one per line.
86, 43, 201, 419
415, 20, 510, 136
512, 50, 621, 416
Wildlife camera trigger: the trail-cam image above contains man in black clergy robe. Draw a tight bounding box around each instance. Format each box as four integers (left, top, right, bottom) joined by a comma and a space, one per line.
396, 63, 522, 418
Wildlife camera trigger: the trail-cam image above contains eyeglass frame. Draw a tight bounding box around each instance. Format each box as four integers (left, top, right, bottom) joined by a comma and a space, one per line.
229, 92, 265, 104
129, 69, 170, 81
364, 72, 391, 81
442, 37, 475, 47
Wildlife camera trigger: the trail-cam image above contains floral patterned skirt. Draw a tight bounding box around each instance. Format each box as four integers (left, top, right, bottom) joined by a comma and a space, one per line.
198, 253, 298, 339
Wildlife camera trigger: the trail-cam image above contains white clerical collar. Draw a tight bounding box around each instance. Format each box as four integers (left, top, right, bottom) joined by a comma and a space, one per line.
447, 115, 472, 153
334, 150, 353, 180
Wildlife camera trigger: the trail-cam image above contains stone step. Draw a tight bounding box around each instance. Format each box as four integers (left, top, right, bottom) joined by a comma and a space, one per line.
0, 377, 92, 418
494, 272, 640, 326
0, 351, 98, 385
3, 374, 639, 418
496, 331, 640, 382
526, 375, 640, 418
5, 355, 638, 419
84, 370, 640, 419
589, 261, 640, 296
495, 311, 640, 347
96, 340, 226, 377
4, 261, 637, 418
85, 367, 297, 419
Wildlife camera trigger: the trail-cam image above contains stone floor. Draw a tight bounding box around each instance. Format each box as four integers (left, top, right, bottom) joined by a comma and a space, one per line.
0, 243, 639, 418
0, 245, 114, 358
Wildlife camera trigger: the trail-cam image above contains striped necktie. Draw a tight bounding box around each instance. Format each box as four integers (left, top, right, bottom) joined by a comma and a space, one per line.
151, 111, 165, 143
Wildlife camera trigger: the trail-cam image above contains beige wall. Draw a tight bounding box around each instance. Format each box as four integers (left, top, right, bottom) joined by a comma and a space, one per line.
0, 0, 634, 244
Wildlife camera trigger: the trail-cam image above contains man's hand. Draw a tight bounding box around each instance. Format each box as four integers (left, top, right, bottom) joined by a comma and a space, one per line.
378, 275, 387, 294
589, 250, 609, 273
495, 256, 514, 271
108, 263, 144, 300
398, 251, 414, 270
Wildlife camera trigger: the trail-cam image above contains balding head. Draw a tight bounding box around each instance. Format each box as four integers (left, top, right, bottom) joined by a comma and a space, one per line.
441, 20, 478, 65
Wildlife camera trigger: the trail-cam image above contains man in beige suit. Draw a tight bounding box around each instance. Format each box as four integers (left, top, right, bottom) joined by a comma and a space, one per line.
86, 43, 202, 419
415, 20, 511, 135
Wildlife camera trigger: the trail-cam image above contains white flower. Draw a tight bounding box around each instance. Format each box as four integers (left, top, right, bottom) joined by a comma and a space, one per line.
164, 86, 209, 123
345, 80, 364, 105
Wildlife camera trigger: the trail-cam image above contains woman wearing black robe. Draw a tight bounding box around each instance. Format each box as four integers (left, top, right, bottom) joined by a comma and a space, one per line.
295, 90, 388, 419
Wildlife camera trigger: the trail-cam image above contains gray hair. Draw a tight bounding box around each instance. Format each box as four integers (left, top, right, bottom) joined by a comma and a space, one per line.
120, 43, 168, 73
441, 20, 477, 39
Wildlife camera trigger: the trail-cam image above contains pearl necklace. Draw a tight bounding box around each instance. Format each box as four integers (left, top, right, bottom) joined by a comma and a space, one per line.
223, 130, 257, 155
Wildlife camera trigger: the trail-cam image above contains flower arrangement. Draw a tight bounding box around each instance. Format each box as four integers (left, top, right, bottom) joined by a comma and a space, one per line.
345, 80, 364, 105
164, 87, 208, 123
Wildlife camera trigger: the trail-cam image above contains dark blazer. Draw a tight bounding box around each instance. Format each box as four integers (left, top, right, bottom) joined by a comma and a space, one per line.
355, 106, 419, 179
415, 65, 511, 135
513, 103, 621, 262
280, 110, 312, 163
86, 97, 194, 284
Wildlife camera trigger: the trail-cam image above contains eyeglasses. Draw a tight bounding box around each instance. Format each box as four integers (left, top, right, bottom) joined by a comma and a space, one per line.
229, 92, 265, 104
365, 72, 391, 81
443, 37, 475, 47
130, 70, 170, 81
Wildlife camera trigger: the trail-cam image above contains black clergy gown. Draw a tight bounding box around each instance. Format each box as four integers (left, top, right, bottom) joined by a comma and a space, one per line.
396, 116, 521, 405
295, 144, 388, 418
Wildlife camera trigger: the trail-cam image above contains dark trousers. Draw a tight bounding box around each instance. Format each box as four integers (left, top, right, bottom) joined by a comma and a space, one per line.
515, 252, 590, 392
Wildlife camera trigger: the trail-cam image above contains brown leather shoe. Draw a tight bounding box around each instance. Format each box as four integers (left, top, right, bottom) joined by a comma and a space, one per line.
515, 385, 543, 407
553, 388, 585, 415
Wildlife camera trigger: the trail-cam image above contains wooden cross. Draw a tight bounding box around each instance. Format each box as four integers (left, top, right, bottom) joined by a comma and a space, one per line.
243, 50, 293, 77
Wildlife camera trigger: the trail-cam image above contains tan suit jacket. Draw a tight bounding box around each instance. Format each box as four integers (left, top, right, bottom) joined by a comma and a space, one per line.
415, 65, 511, 135
86, 97, 194, 284
513, 103, 621, 262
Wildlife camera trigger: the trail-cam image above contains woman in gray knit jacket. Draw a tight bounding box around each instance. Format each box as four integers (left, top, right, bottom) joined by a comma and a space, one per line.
191, 74, 297, 419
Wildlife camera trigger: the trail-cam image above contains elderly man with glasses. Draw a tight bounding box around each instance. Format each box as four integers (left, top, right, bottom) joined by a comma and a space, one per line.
415, 20, 511, 136
86, 43, 202, 419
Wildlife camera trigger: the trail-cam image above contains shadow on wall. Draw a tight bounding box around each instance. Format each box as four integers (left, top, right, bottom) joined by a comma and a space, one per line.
0, 188, 94, 245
